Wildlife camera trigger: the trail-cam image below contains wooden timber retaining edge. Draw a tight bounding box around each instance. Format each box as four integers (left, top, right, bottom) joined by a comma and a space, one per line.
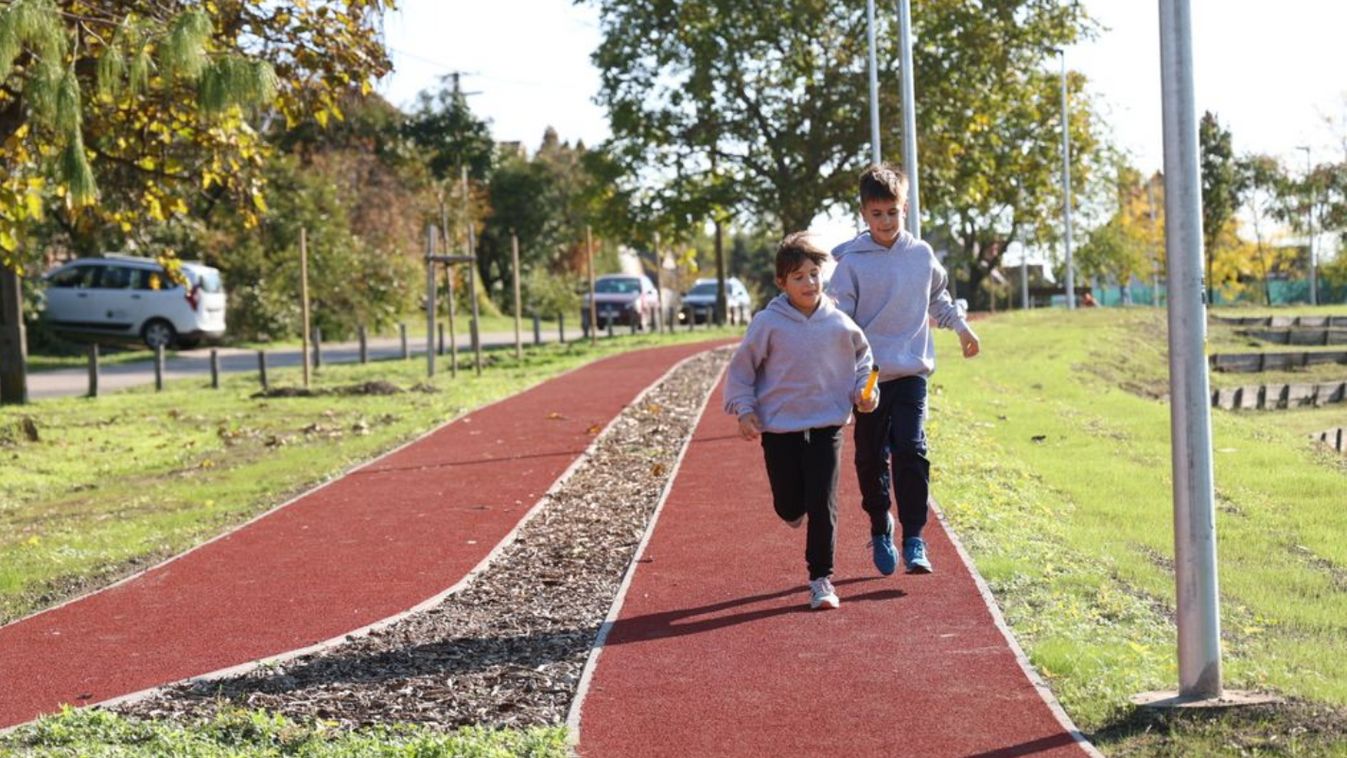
1213, 315, 1347, 328
1312, 428, 1346, 454
1212, 381, 1347, 410
1209, 351, 1347, 373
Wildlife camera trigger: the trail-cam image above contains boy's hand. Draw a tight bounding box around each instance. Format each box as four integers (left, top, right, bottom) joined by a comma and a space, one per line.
958, 328, 981, 358
856, 390, 879, 414
737, 412, 762, 440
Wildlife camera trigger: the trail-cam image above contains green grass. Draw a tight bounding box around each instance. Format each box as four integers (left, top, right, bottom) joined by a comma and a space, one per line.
0, 706, 569, 757
0, 326, 739, 625
930, 308, 1347, 753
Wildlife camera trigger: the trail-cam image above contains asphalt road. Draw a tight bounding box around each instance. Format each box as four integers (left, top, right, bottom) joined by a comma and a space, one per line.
22, 329, 564, 400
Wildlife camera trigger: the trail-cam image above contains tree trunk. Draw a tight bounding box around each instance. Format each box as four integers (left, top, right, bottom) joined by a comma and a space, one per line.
1, 266, 29, 405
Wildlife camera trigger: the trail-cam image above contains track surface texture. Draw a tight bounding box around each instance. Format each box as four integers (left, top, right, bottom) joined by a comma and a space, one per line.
0, 341, 719, 729
575, 374, 1092, 757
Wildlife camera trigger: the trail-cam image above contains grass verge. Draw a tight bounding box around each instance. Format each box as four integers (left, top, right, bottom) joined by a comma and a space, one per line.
0, 706, 568, 757
930, 307, 1347, 755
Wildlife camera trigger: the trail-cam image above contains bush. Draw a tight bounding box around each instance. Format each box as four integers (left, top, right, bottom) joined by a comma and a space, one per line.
523, 268, 581, 318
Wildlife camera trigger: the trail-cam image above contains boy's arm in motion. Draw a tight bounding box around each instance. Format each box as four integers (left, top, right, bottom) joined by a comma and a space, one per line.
723, 319, 767, 440
928, 260, 981, 358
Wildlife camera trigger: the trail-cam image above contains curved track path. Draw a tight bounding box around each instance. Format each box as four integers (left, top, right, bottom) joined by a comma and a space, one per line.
573, 373, 1098, 757
0, 340, 725, 730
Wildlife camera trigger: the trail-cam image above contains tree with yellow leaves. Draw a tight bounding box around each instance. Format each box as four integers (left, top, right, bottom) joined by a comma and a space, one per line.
1, 0, 394, 404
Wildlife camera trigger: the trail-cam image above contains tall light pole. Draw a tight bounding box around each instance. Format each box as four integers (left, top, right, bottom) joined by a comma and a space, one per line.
1059, 49, 1075, 309
1158, 0, 1221, 700
866, 0, 882, 164
897, 0, 920, 237
1296, 145, 1317, 306
1021, 246, 1030, 309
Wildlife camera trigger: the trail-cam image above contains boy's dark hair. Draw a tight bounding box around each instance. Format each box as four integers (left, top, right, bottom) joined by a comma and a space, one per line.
859, 163, 908, 204
776, 232, 829, 281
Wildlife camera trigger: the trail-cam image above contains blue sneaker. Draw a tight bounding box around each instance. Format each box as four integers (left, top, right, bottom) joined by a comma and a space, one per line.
871, 533, 898, 576
903, 537, 933, 574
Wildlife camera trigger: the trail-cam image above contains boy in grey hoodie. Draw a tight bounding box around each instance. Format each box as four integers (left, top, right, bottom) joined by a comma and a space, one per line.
724, 232, 877, 610
828, 163, 980, 577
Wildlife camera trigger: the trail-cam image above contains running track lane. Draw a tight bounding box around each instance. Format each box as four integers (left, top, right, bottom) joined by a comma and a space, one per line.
0, 340, 729, 730
575, 374, 1093, 757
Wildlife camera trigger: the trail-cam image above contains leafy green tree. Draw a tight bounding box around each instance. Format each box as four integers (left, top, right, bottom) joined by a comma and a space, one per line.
0, 0, 393, 403
1075, 162, 1161, 303
1239, 154, 1293, 305
1198, 111, 1243, 299
476, 128, 608, 311
589, 0, 874, 235
586, 0, 1100, 308
402, 75, 495, 183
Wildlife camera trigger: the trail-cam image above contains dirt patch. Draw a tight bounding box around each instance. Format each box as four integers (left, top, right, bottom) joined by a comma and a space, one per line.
251, 380, 417, 399
116, 348, 731, 731
1090, 698, 1347, 756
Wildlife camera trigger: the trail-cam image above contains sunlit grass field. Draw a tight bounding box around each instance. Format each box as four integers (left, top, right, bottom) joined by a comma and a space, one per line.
929, 306, 1347, 752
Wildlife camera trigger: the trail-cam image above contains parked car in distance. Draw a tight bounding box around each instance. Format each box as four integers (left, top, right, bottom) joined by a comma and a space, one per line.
581, 273, 659, 331
41, 255, 227, 349
679, 277, 752, 325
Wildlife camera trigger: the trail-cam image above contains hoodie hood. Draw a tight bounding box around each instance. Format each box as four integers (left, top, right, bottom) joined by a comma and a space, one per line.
763, 291, 833, 323
832, 229, 916, 261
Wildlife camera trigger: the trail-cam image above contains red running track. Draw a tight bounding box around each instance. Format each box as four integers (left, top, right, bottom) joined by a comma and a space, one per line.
0, 341, 726, 730
575, 374, 1094, 757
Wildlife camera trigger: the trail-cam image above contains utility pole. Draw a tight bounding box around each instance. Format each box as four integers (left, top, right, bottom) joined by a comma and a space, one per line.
462, 165, 482, 376
653, 231, 665, 331
586, 225, 597, 346
896, 0, 920, 237
1060, 50, 1076, 309
1148, 179, 1162, 308
866, 0, 882, 163
425, 223, 437, 377
1021, 247, 1030, 310
299, 227, 311, 389
1296, 145, 1317, 306
511, 230, 522, 360
1157, 0, 1221, 701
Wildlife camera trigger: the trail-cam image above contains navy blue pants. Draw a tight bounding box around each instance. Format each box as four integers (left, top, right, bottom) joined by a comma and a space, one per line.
853, 376, 930, 540
761, 426, 841, 581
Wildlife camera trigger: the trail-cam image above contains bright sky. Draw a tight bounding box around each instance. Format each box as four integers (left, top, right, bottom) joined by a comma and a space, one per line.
379, 0, 1346, 245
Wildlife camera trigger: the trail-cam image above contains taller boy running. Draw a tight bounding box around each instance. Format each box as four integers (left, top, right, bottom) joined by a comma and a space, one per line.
828, 163, 981, 576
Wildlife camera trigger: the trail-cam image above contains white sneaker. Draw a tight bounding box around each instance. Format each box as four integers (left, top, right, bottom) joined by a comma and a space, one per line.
808, 577, 839, 610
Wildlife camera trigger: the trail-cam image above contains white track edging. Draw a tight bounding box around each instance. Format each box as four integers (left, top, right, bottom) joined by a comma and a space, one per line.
1, 344, 719, 734
564, 358, 731, 748
931, 500, 1104, 757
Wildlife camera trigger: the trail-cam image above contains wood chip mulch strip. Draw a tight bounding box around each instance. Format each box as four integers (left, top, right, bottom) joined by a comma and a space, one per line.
115, 347, 730, 731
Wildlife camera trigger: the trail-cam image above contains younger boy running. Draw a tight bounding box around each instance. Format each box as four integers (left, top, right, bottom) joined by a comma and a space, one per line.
724, 232, 877, 610
829, 163, 980, 577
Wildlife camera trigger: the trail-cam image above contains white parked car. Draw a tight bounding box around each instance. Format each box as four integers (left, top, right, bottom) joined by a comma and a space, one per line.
41, 255, 227, 349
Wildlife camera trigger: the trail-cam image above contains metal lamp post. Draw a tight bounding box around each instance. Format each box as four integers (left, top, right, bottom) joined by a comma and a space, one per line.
1159, 0, 1222, 700
866, 0, 882, 163
1059, 49, 1075, 309
1296, 145, 1317, 306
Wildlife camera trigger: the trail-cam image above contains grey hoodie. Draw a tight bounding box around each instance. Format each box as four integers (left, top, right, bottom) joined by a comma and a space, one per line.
828, 230, 969, 380
723, 293, 873, 433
